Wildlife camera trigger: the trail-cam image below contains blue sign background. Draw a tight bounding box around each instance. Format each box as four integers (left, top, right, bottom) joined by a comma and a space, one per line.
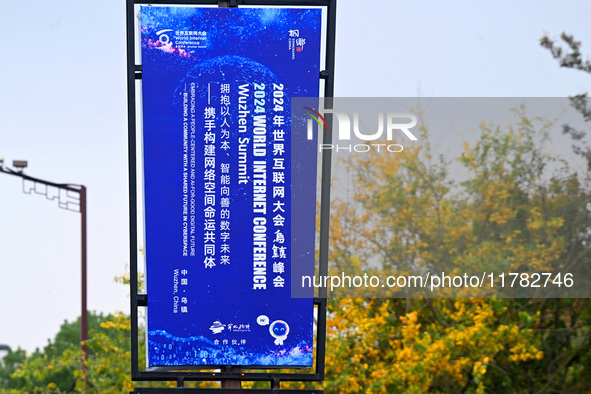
140, 7, 321, 367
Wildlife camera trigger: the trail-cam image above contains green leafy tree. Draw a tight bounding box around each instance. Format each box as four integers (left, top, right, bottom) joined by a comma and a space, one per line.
0, 274, 211, 392
325, 112, 591, 392
0, 313, 112, 392
1, 312, 121, 392
0, 348, 27, 390
540, 32, 591, 170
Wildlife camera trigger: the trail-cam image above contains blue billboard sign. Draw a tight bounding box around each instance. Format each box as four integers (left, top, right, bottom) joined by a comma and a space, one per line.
140, 6, 321, 367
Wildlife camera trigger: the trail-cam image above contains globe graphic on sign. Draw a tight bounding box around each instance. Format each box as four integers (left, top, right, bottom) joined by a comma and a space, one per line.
173, 55, 289, 110
171, 54, 292, 198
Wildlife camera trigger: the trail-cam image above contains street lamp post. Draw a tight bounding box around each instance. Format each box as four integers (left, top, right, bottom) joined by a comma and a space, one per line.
0, 159, 88, 360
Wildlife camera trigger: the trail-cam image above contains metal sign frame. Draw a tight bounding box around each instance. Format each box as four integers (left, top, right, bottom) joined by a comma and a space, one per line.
126, 0, 335, 390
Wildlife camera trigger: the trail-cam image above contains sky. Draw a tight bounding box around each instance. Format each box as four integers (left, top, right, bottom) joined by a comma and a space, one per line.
0, 0, 590, 354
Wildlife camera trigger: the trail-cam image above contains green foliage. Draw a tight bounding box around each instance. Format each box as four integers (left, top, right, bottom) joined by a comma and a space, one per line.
0, 348, 27, 390
0, 312, 120, 392
0, 311, 212, 392
46, 313, 112, 359
0, 313, 112, 392
541, 32, 591, 170
326, 111, 591, 392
